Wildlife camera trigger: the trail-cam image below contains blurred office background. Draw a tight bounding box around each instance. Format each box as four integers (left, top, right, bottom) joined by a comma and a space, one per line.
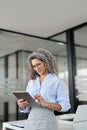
0, 0, 87, 129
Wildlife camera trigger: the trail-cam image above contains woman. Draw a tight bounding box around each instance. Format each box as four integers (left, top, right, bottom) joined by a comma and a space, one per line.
17, 48, 71, 130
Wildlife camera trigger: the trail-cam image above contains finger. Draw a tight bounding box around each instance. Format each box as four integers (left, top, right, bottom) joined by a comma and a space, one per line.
19, 101, 29, 108
34, 94, 41, 99
17, 99, 24, 103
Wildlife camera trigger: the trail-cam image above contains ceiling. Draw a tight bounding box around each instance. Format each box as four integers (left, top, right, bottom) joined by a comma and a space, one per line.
0, 0, 87, 57
0, 0, 87, 37
0, 31, 66, 57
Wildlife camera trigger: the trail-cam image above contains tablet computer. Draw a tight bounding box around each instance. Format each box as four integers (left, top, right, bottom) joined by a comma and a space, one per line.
12, 91, 38, 107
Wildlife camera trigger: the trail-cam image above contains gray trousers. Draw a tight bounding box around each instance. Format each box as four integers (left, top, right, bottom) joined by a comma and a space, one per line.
24, 106, 58, 130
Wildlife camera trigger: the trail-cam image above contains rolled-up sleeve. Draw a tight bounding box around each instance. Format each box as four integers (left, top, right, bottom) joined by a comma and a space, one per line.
19, 106, 31, 113
56, 79, 71, 112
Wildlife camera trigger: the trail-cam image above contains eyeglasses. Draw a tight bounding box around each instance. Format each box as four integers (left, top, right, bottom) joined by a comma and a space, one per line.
32, 62, 43, 69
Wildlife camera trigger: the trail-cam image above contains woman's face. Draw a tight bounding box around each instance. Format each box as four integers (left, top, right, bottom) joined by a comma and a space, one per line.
31, 59, 47, 76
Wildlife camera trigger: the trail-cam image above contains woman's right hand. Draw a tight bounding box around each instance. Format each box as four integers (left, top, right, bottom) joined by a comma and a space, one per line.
17, 99, 29, 109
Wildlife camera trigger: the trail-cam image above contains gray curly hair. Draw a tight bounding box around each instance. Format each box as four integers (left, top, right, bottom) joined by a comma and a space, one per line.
27, 48, 58, 79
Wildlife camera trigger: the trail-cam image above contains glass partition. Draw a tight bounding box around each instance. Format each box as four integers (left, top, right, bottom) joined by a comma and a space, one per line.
74, 25, 87, 103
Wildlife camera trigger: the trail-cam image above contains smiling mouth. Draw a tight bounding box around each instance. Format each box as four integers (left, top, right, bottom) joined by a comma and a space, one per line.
37, 70, 42, 74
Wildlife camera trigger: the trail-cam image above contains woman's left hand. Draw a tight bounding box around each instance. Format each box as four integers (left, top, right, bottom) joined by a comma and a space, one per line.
34, 94, 47, 107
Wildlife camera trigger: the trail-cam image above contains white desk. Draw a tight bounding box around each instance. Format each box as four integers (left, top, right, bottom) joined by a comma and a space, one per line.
3, 120, 26, 130
3, 119, 72, 130
58, 113, 87, 130
2, 115, 73, 130
3, 116, 72, 130
58, 120, 73, 130
3, 116, 87, 130
59, 120, 87, 130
